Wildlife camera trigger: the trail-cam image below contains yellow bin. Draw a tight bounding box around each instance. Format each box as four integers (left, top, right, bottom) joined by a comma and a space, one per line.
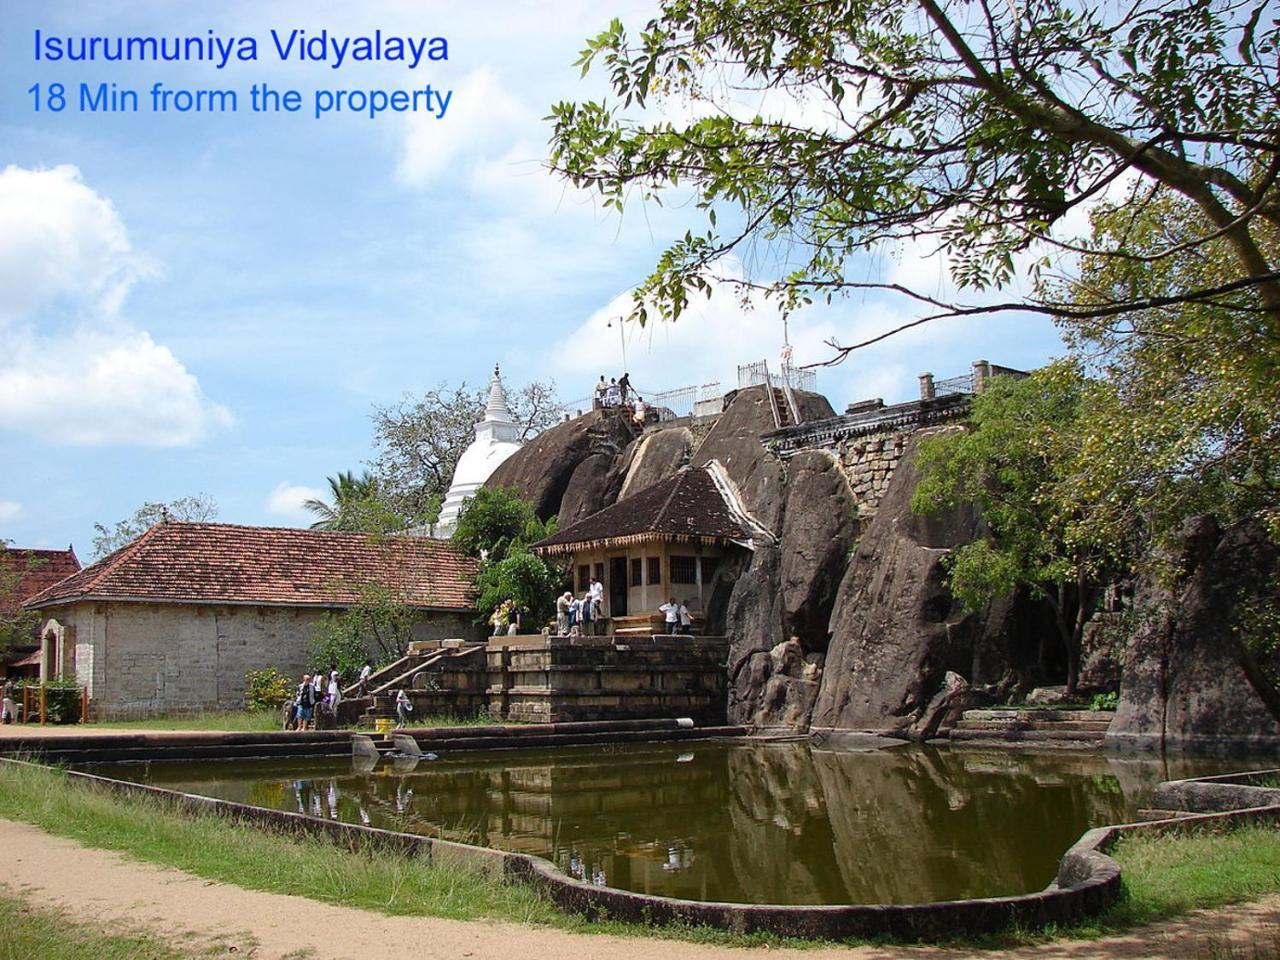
374, 719, 393, 734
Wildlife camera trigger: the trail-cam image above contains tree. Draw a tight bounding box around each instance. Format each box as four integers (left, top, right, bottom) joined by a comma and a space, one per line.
92, 495, 218, 559
549, 1, 1280, 362
308, 584, 420, 678
452, 486, 562, 627
1051, 190, 1280, 544
911, 367, 1122, 694
0, 543, 42, 659
303, 471, 408, 533
451, 486, 555, 563
368, 378, 561, 525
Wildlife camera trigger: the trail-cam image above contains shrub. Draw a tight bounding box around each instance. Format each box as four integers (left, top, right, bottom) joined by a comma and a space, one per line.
244, 668, 292, 710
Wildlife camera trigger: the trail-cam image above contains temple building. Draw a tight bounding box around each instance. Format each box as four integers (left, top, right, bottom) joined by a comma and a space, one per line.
433, 365, 524, 539
531, 463, 771, 632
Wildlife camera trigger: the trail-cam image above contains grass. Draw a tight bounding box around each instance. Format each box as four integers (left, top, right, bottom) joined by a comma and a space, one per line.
2, 759, 1279, 951
0, 890, 249, 959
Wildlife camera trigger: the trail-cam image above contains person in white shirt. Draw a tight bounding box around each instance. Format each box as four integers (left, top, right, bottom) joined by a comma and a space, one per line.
395, 688, 413, 728
357, 660, 373, 697
633, 396, 647, 426
328, 671, 342, 711
659, 597, 681, 635
589, 577, 605, 633
678, 600, 691, 634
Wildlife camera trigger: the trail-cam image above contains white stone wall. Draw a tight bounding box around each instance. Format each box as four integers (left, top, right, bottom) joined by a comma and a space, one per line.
44, 601, 479, 719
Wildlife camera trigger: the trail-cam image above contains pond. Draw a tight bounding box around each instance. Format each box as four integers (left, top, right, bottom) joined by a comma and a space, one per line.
81, 740, 1255, 906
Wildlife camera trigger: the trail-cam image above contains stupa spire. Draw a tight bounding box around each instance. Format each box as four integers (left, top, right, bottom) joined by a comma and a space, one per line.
485, 364, 514, 422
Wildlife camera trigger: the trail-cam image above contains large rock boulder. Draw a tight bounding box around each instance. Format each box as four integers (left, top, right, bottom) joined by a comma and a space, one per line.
556, 454, 626, 527
486, 409, 638, 519
617, 426, 693, 500
693, 385, 833, 532
809, 433, 1026, 740
1108, 515, 1280, 754
779, 450, 859, 653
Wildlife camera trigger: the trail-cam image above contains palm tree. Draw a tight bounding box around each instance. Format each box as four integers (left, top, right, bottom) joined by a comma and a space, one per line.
304, 471, 380, 530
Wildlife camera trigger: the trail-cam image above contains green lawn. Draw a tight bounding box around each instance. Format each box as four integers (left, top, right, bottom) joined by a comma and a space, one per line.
80, 709, 281, 732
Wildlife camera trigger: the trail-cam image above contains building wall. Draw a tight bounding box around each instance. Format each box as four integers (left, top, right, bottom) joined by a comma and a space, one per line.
41, 601, 479, 719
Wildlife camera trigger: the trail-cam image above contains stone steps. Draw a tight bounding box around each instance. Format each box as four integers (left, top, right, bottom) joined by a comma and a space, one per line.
949, 709, 1115, 750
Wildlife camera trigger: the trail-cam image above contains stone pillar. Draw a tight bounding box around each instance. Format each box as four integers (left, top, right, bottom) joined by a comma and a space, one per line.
918, 372, 935, 401
971, 359, 993, 393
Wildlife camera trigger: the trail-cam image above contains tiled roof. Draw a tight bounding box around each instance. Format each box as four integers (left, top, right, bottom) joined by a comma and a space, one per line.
24, 522, 477, 611
0, 547, 80, 617
532, 467, 756, 555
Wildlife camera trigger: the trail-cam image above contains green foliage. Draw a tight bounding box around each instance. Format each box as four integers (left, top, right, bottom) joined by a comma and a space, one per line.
92, 495, 218, 559
304, 470, 415, 533
0, 893, 197, 960
308, 584, 418, 676
453, 487, 562, 627
0, 543, 41, 658
244, 668, 292, 710
477, 550, 560, 629
1090, 691, 1119, 712
913, 367, 1121, 692
14, 679, 83, 723
1051, 191, 1280, 543
550, 1, 1280, 359
452, 486, 556, 562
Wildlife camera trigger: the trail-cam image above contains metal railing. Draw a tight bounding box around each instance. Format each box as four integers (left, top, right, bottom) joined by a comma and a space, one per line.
933, 373, 974, 398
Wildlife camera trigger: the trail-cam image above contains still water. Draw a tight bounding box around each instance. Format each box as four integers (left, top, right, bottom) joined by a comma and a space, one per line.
82, 740, 1254, 905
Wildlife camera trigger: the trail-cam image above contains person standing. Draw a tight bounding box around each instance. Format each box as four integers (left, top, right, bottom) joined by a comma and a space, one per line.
633, 395, 647, 426
594, 375, 608, 409
606, 378, 621, 406
357, 660, 373, 697
568, 594, 581, 636
395, 688, 413, 728
296, 674, 316, 730
589, 576, 605, 634
328, 670, 342, 714
618, 372, 632, 404
578, 591, 593, 634
556, 590, 572, 635
678, 600, 692, 635
2, 680, 16, 724
659, 597, 681, 635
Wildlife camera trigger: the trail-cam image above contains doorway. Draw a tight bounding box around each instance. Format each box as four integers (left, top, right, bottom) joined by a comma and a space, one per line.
609, 556, 628, 618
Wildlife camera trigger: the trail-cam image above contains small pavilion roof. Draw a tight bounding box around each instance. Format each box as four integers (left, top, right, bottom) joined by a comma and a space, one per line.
531, 465, 768, 557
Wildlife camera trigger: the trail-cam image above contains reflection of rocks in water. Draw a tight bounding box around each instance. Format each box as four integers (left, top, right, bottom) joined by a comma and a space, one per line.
810, 746, 1134, 904
722, 744, 846, 904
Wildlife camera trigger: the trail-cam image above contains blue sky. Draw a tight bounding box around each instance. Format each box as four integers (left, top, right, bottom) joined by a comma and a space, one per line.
0, 0, 1066, 556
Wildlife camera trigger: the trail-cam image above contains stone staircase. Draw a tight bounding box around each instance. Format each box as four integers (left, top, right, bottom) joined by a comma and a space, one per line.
949, 709, 1115, 750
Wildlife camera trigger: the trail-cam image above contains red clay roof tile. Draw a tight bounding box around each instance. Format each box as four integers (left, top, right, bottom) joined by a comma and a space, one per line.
23, 523, 476, 611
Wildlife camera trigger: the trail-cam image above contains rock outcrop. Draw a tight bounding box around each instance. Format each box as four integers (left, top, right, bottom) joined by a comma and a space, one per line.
1108, 515, 1280, 754
486, 409, 639, 520
617, 426, 693, 500
809, 434, 1025, 740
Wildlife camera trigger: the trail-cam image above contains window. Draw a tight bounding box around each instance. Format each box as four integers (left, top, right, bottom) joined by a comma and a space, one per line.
577, 564, 590, 592
700, 556, 720, 584
630, 558, 643, 587
593, 562, 605, 583
647, 556, 661, 585
670, 555, 697, 584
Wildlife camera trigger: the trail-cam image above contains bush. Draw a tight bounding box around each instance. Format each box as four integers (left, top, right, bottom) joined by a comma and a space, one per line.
14, 679, 82, 723
244, 668, 292, 710
1090, 691, 1119, 712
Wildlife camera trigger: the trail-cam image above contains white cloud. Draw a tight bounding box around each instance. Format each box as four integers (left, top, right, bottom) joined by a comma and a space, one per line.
265, 482, 326, 523
0, 164, 155, 322
0, 166, 230, 447
0, 325, 233, 446
396, 69, 531, 186
0, 501, 22, 524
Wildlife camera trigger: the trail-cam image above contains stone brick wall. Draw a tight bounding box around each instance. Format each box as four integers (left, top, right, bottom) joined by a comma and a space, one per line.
46, 601, 479, 719
836, 430, 910, 517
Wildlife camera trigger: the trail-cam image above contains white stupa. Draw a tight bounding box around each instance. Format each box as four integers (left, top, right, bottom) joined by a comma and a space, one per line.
433, 365, 524, 539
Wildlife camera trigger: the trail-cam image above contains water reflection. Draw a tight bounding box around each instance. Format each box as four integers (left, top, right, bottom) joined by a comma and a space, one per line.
86, 742, 1254, 906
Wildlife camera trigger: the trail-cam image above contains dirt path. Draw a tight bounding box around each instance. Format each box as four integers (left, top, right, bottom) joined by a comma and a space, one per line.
1, 818, 1275, 960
